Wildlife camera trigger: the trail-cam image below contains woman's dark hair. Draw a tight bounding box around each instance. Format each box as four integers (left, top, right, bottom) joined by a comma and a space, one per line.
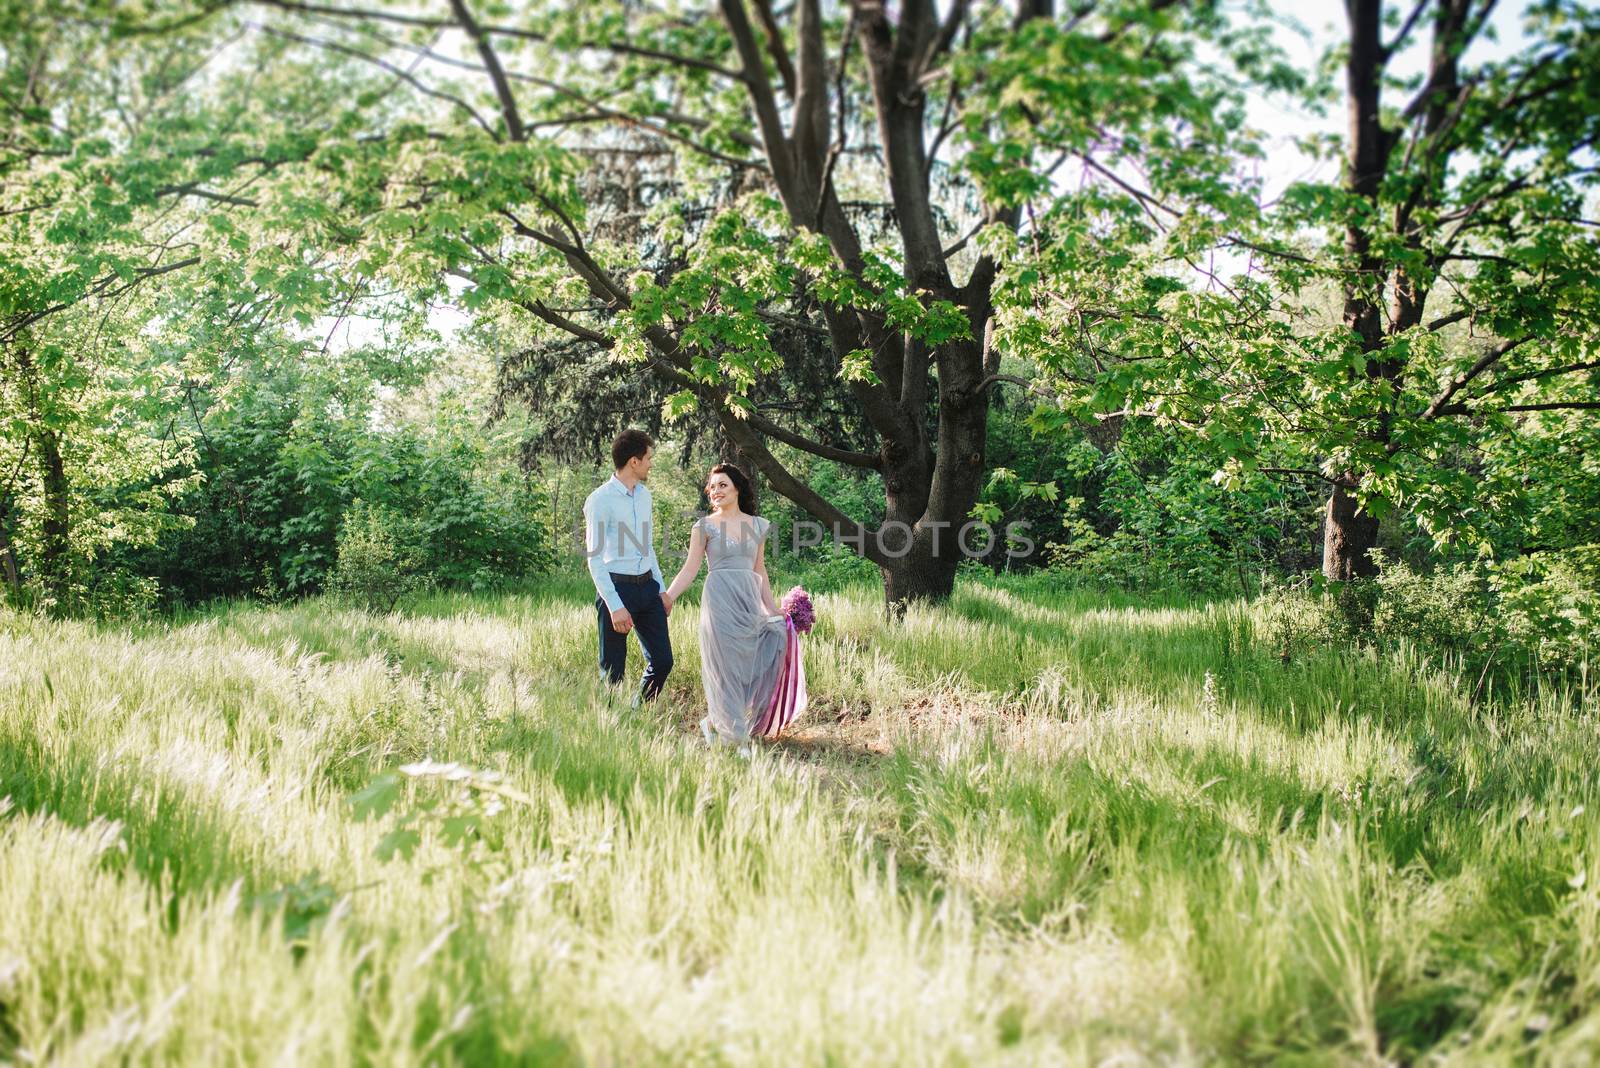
705, 462, 758, 515
611, 428, 654, 471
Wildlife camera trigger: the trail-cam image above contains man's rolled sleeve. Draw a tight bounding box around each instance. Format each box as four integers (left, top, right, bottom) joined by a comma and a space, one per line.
644, 493, 664, 589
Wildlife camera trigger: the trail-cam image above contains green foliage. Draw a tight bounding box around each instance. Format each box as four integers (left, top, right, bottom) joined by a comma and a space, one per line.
1250, 547, 1598, 707
1492, 547, 1600, 678
121, 341, 555, 607
350, 761, 531, 870
1019, 419, 1320, 592
1370, 555, 1498, 666
979, 3, 1600, 574
248, 872, 339, 948
1252, 575, 1363, 665
396, 428, 555, 594
328, 501, 422, 613
1371, 548, 1599, 701
787, 543, 882, 593
77, 568, 165, 622
1, 0, 1592, 654
0, 6, 428, 616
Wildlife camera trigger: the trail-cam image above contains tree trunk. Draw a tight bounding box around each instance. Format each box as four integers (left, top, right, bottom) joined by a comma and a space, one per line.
877, 371, 990, 613
35, 426, 70, 607
1322, 482, 1379, 582
1321, 1, 1475, 582
1322, 0, 1391, 584
0, 543, 17, 599
0, 486, 17, 601
716, 423, 762, 502
880, 546, 961, 614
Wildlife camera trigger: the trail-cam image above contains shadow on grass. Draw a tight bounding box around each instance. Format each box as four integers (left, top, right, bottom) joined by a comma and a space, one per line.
486, 683, 711, 827
0, 731, 292, 917
764, 727, 891, 768
934, 580, 1471, 741
874, 717, 1582, 924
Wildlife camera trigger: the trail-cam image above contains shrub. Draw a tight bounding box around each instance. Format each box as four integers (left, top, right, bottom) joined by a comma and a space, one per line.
405, 460, 553, 591
129, 353, 555, 605
1252, 574, 1360, 664
1245, 550, 1597, 709
1370, 551, 1498, 665
787, 545, 881, 593
1488, 546, 1599, 681
328, 501, 423, 612
81, 569, 164, 621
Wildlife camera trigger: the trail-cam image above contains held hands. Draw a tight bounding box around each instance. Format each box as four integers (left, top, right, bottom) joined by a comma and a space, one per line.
661, 591, 674, 616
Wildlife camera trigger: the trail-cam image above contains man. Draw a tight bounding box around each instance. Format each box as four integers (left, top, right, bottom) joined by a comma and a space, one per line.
584, 429, 674, 704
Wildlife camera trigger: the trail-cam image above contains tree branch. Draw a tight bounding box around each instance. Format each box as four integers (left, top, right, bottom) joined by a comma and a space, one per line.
3, 256, 202, 343
293, 20, 764, 153
918, 0, 968, 80
489, 61, 767, 170
715, 409, 887, 562
742, 410, 884, 468
813, 5, 856, 229
495, 258, 885, 474
720, 0, 799, 199
1431, 400, 1600, 417
1419, 333, 1535, 420
252, 0, 744, 80
253, 23, 499, 138
972, 372, 1052, 398
1469, 359, 1600, 398
1426, 308, 1472, 332
792, 0, 830, 195
752, 0, 799, 97
501, 211, 630, 309
447, 0, 524, 141
1259, 466, 1341, 486
510, 292, 612, 346
149, 181, 260, 208
1382, 0, 1430, 60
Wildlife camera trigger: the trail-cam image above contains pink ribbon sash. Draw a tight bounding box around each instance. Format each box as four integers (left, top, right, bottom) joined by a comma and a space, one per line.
754, 616, 807, 738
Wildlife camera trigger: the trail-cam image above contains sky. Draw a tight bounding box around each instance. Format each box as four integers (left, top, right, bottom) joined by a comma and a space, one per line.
1242, 0, 1534, 201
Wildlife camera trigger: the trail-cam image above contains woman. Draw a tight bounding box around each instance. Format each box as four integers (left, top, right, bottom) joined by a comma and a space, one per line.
663, 463, 796, 755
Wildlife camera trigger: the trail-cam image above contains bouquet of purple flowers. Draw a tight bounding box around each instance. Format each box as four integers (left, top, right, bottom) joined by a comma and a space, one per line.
780, 586, 816, 634
757, 586, 813, 739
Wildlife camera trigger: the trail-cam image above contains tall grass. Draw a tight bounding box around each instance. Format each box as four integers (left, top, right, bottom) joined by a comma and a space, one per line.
1, 573, 1597, 1064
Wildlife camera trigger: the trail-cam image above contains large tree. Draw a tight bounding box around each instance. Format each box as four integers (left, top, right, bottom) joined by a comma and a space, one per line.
1017, 0, 1600, 579
0, 0, 220, 604
225, 0, 1268, 609
478, 145, 878, 478
0, 0, 384, 607
1315, 0, 1600, 577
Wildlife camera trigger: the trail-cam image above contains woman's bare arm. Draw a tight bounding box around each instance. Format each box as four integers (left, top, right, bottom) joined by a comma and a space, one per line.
664, 522, 706, 608
753, 540, 780, 616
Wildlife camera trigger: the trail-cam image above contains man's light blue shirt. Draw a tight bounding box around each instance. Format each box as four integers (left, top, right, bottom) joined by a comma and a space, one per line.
583, 475, 664, 613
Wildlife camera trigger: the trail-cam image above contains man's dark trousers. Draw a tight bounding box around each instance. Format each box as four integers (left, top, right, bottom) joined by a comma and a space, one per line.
597, 573, 673, 704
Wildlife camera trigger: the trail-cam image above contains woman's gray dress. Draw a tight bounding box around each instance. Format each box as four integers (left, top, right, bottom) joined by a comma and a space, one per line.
698, 515, 787, 742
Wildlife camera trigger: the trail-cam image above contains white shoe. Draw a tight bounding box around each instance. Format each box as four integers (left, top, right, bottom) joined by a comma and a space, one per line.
735, 742, 754, 760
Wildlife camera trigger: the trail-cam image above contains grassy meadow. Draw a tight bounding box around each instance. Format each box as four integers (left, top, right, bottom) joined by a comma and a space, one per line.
2, 572, 1598, 1065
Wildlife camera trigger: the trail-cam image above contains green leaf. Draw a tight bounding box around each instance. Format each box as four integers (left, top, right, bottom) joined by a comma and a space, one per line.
662, 390, 698, 422
375, 827, 421, 862
349, 772, 401, 821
